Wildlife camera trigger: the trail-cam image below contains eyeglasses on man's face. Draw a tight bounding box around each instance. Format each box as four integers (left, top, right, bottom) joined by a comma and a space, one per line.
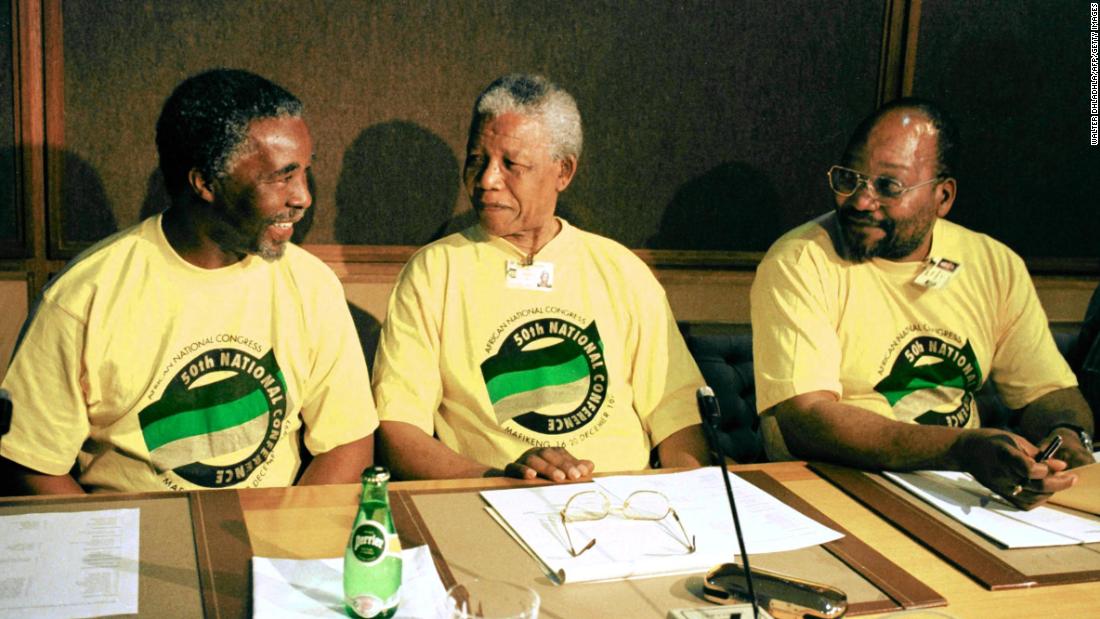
827, 165, 943, 200
559, 490, 696, 558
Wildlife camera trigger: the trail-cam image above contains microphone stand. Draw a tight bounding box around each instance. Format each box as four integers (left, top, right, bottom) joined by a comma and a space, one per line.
697, 386, 760, 619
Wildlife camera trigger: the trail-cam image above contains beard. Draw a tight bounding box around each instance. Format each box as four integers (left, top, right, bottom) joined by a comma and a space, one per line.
208, 203, 289, 262
254, 233, 286, 261
836, 207, 930, 262
208, 215, 287, 261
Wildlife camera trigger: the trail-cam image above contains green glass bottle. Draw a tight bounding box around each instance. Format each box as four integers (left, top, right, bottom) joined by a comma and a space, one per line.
344, 465, 402, 618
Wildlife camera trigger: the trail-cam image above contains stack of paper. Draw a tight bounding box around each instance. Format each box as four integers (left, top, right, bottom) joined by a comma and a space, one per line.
480, 468, 843, 583
0, 508, 140, 619
884, 470, 1100, 548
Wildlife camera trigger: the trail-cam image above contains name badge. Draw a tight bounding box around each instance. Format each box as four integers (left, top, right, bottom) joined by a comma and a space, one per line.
914, 256, 961, 289
505, 260, 555, 291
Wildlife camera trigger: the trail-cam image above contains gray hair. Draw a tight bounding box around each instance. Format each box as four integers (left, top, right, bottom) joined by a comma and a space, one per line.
472, 74, 583, 161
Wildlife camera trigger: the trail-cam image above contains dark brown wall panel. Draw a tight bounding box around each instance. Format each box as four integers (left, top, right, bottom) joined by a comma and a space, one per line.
55, 0, 883, 256
0, 0, 20, 256
913, 0, 1099, 263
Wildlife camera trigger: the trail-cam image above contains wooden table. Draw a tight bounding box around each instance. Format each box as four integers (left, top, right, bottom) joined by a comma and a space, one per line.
238, 461, 1100, 619
2, 462, 1096, 618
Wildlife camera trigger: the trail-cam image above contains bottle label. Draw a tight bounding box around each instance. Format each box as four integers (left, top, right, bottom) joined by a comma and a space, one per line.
351, 521, 388, 565
347, 593, 387, 618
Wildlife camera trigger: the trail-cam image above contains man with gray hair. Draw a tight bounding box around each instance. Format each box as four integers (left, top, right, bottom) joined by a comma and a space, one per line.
373, 74, 708, 481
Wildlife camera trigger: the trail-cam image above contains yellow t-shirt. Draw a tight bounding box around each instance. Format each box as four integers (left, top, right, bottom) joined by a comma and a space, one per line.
0, 215, 377, 492
372, 220, 704, 472
751, 214, 1076, 426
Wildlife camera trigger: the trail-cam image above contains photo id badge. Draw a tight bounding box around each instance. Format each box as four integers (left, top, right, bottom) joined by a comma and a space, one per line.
505, 260, 555, 291
914, 256, 961, 289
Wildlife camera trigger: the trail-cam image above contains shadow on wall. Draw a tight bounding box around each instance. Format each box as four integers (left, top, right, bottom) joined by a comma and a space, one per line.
347, 302, 382, 373
547, 195, 588, 232
138, 167, 319, 245
139, 168, 171, 220
59, 150, 118, 249
930, 32, 1079, 256
335, 121, 465, 246
648, 161, 783, 252
0, 147, 22, 253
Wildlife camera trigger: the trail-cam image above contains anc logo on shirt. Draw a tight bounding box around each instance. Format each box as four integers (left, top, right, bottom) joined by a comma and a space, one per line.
480, 318, 608, 435
874, 336, 983, 427
138, 347, 287, 488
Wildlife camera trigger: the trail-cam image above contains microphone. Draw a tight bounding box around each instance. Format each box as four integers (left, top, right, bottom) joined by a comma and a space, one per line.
697, 386, 761, 619
696, 387, 848, 619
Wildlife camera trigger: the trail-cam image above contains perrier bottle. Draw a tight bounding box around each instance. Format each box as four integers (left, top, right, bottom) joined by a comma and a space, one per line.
344, 465, 402, 618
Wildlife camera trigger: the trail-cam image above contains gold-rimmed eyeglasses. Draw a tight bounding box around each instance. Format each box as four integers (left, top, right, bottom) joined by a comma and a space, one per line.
827, 165, 944, 200
559, 490, 696, 557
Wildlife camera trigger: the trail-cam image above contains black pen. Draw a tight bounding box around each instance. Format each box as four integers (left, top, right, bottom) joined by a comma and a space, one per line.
1036, 435, 1063, 463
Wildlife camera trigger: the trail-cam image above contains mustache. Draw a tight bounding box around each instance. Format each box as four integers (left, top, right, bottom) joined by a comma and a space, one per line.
472, 199, 508, 210
838, 207, 892, 231
267, 213, 303, 225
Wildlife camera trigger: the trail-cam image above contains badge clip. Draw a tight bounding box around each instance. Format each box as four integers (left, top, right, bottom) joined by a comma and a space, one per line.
505, 260, 554, 291
914, 256, 960, 289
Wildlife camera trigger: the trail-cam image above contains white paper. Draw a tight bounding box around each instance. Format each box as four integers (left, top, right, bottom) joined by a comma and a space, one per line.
251, 545, 447, 618
884, 470, 1100, 548
480, 468, 843, 583
0, 508, 140, 619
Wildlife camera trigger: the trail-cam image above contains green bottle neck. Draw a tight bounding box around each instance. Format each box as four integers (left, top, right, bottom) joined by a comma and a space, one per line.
359, 481, 389, 504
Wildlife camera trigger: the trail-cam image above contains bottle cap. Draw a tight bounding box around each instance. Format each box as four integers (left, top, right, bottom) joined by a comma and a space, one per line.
362, 465, 390, 483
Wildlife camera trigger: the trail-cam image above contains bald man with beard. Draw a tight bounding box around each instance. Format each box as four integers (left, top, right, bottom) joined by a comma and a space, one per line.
751, 98, 1094, 510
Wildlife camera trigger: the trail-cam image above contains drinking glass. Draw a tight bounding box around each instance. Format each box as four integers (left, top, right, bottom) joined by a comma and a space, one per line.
442, 578, 539, 619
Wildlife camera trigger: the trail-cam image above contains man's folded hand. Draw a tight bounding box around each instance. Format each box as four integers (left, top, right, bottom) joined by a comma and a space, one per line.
500, 447, 595, 482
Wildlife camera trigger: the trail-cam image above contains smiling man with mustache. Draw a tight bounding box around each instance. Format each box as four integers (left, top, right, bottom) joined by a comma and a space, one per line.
0, 69, 377, 495
751, 98, 1094, 510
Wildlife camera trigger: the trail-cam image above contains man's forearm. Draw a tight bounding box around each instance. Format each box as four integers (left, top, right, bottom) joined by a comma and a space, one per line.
1015, 387, 1095, 469
377, 420, 494, 480
1016, 387, 1094, 443
774, 391, 1079, 509
773, 392, 964, 471
23, 473, 87, 495
297, 434, 375, 486
656, 424, 710, 468
0, 457, 86, 495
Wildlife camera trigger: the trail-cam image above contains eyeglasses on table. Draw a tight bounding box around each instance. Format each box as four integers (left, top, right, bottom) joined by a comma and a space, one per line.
559, 489, 696, 558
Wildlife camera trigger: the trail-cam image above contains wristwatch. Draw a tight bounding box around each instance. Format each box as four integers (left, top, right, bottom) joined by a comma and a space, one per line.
1050, 423, 1095, 453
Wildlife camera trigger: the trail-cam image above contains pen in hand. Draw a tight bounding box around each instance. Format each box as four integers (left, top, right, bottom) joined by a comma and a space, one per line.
1004, 435, 1064, 502
1035, 435, 1063, 463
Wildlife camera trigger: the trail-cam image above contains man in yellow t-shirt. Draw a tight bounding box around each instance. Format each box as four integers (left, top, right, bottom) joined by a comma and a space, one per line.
0, 69, 377, 494
372, 74, 709, 482
752, 98, 1094, 509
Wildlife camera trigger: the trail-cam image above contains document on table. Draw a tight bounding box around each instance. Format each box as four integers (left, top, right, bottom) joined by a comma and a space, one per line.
884, 470, 1100, 548
1049, 461, 1100, 516
480, 467, 843, 583
0, 508, 140, 618
252, 545, 447, 618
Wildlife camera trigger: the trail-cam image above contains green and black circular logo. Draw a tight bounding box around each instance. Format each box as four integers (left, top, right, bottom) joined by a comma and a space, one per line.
138, 347, 288, 488
352, 522, 387, 564
874, 336, 983, 427
480, 318, 608, 435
